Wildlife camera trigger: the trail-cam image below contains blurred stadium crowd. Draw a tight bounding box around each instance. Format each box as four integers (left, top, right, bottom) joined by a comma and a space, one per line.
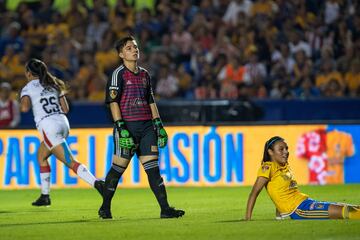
0, 0, 360, 102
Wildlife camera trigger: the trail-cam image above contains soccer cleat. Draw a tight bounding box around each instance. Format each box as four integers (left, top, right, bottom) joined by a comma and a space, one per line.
160, 207, 185, 218
32, 194, 51, 207
98, 206, 112, 219
94, 180, 105, 197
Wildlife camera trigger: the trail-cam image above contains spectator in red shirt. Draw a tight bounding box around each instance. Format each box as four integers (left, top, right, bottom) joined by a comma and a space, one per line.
0, 82, 20, 128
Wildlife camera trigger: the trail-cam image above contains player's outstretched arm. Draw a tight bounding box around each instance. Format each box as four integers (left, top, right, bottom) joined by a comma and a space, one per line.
244, 176, 268, 220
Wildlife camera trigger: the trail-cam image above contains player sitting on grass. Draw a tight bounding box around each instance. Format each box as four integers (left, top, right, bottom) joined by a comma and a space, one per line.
245, 136, 360, 220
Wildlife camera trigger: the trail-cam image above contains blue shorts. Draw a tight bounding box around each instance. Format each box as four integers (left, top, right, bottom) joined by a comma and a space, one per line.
290, 198, 331, 220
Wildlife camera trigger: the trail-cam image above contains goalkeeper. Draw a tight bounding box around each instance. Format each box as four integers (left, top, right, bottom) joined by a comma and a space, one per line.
100, 36, 185, 219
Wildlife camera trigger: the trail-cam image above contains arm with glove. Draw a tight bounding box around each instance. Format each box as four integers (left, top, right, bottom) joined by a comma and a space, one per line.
146, 74, 168, 148
150, 103, 168, 148
110, 102, 135, 152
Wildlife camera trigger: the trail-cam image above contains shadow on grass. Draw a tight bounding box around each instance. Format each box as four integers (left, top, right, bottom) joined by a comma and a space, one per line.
215, 219, 275, 223
0, 208, 94, 214
0, 218, 128, 227
0, 209, 53, 214
0, 215, 165, 228
135, 217, 162, 221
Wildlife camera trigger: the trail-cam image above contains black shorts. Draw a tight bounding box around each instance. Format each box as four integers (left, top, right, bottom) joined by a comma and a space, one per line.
113, 120, 158, 160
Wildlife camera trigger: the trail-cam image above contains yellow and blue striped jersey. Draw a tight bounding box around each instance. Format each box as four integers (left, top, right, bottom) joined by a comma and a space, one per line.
257, 161, 308, 216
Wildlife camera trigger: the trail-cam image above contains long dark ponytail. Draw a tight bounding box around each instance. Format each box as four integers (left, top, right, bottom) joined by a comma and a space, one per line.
262, 136, 284, 163
25, 58, 67, 93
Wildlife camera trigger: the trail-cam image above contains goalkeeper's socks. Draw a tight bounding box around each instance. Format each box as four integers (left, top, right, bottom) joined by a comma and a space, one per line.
102, 164, 126, 209
40, 165, 51, 195
342, 205, 360, 219
144, 160, 170, 210
76, 163, 97, 186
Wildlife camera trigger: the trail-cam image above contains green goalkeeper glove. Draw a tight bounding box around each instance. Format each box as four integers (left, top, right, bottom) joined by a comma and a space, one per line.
153, 118, 168, 148
115, 120, 135, 150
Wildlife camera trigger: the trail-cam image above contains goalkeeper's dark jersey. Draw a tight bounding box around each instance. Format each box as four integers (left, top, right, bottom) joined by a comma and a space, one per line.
105, 64, 154, 121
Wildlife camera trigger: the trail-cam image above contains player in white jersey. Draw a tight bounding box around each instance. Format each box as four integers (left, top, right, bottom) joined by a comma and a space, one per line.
20, 58, 104, 207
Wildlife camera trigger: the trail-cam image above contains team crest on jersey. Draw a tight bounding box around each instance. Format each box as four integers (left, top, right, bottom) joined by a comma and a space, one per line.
314, 203, 324, 209
109, 90, 117, 99
281, 172, 292, 181
262, 165, 270, 172
309, 202, 324, 210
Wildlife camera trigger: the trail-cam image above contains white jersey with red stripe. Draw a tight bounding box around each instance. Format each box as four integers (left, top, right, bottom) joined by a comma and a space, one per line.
21, 79, 69, 149
20, 79, 66, 127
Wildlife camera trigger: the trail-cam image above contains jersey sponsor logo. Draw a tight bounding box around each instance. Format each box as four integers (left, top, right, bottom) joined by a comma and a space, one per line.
132, 98, 147, 106
109, 86, 119, 90
109, 90, 117, 99
126, 80, 133, 85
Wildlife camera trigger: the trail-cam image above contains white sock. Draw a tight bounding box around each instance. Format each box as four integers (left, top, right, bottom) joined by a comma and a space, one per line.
76, 164, 96, 186
40, 172, 50, 195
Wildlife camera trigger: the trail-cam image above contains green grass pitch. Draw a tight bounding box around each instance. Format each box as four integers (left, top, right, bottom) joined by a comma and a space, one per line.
0, 185, 359, 240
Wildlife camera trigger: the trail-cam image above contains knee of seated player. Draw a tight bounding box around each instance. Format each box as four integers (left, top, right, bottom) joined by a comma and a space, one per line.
328, 204, 344, 219
139, 155, 158, 165
112, 155, 131, 168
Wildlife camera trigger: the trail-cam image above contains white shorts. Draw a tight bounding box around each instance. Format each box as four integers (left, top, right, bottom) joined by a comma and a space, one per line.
37, 114, 70, 150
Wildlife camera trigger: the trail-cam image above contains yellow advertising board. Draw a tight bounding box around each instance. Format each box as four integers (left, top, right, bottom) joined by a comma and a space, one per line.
0, 125, 328, 189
